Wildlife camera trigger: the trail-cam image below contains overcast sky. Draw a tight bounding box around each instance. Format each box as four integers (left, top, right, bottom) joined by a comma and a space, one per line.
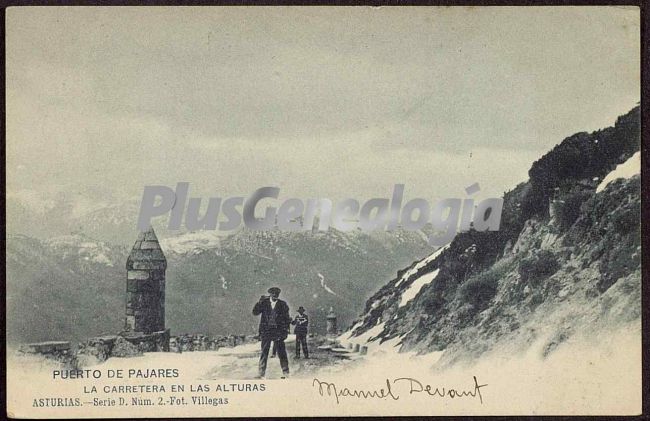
7, 6, 640, 208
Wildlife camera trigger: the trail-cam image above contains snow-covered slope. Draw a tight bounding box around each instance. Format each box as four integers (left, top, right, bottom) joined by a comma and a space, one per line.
596, 150, 640, 192
346, 106, 641, 371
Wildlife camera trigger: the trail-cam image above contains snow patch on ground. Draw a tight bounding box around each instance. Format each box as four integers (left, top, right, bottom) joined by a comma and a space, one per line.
339, 321, 362, 341
395, 245, 448, 287
316, 324, 640, 415
317, 273, 337, 295
339, 321, 385, 347
596, 151, 640, 193
399, 269, 439, 307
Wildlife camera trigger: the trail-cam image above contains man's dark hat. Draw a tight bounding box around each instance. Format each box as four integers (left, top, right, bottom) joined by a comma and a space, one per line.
268, 287, 281, 294
298, 306, 305, 311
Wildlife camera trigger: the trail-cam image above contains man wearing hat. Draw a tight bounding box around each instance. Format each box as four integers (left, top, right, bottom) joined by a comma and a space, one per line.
252, 286, 291, 378
291, 306, 309, 359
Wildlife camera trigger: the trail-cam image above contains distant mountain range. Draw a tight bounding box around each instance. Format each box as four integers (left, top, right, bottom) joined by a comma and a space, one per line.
6, 225, 434, 343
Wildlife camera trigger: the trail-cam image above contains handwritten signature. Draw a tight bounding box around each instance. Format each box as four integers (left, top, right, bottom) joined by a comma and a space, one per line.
312, 376, 487, 405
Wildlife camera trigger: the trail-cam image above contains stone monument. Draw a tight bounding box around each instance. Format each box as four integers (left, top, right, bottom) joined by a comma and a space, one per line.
123, 227, 170, 351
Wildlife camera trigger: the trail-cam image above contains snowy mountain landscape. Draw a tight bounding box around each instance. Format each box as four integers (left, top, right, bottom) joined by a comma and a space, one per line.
5, 103, 642, 416
6, 7, 642, 418
7, 107, 640, 355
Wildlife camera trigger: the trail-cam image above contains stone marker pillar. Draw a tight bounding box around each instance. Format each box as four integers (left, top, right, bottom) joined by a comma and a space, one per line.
125, 227, 167, 334
326, 307, 338, 337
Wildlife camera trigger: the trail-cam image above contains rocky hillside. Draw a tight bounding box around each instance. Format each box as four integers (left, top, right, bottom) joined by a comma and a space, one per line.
6, 226, 433, 344
347, 106, 641, 367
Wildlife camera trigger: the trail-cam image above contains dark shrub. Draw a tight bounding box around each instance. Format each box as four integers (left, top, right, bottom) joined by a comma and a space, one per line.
518, 250, 559, 284
459, 270, 499, 310
555, 191, 591, 230
597, 235, 640, 292
611, 202, 640, 235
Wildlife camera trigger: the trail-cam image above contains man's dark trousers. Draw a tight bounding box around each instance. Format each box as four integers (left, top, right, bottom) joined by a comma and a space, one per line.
295, 333, 308, 358
259, 336, 288, 377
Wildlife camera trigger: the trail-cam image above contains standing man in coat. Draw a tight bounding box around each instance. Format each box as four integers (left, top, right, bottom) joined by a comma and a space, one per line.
252, 287, 291, 379
291, 306, 309, 359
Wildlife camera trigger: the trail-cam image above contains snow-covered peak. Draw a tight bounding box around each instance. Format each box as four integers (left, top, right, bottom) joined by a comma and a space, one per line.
44, 235, 114, 266
160, 230, 223, 255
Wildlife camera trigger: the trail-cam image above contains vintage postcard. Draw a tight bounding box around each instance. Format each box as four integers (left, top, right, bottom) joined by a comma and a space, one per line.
5, 6, 641, 418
